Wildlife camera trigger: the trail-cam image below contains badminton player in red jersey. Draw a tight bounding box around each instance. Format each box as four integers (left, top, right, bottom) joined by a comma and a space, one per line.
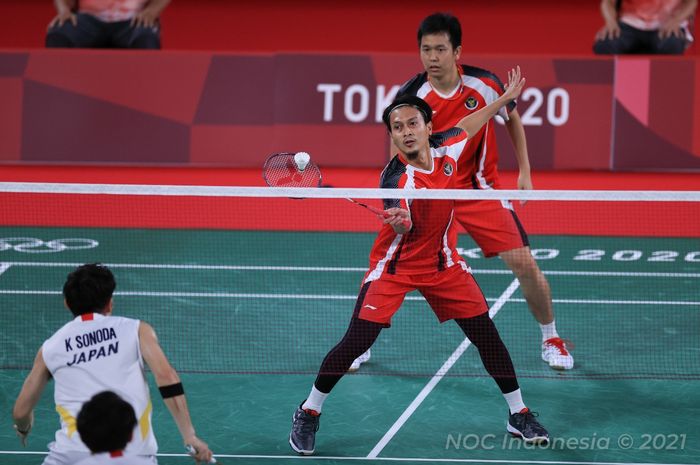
289, 69, 550, 456
354, 12, 572, 371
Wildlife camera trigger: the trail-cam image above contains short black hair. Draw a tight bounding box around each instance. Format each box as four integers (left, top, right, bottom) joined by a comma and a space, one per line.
63, 263, 116, 316
77, 391, 136, 453
417, 12, 462, 50
382, 95, 433, 131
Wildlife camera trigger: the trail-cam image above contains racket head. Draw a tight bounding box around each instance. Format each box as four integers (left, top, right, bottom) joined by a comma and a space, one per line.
262, 152, 322, 188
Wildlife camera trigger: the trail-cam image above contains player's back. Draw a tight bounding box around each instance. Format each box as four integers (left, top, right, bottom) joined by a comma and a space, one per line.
42, 313, 157, 455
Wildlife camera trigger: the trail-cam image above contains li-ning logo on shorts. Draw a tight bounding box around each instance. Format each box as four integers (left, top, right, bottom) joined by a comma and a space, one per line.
443, 162, 453, 176
465, 96, 478, 110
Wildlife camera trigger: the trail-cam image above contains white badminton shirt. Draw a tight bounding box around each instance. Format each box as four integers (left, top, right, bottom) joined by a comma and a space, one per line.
42, 313, 158, 456
75, 451, 156, 465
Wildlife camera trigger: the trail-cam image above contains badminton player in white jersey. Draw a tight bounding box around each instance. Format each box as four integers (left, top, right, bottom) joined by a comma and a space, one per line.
12, 263, 212, 465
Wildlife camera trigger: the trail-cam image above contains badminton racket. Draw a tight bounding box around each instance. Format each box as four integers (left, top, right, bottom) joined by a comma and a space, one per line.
262, 152, 411, 228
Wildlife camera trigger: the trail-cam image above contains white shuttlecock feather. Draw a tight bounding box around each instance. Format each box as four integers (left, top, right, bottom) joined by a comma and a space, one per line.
294, 152, 311, 171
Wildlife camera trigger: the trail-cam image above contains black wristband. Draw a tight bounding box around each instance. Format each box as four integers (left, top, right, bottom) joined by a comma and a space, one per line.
159, 382, 185, 398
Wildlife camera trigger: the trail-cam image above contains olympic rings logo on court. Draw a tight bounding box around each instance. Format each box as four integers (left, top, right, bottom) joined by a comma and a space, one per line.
0, 238, 99, 253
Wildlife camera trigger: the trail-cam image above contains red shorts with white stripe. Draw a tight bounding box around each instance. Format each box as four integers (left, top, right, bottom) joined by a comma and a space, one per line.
454, 199, 529, 258
357, 262, 488, 327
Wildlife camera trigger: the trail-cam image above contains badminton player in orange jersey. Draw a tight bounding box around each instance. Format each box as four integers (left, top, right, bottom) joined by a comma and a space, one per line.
289, 69, 550, 456
351, 12, 573, 372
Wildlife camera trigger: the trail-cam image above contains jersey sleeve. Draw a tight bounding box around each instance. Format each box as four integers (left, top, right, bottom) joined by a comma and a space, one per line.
461, 64, 517, 118
429, 127, 469, 162
395, 72, 428, 99
379, 156, 408, 210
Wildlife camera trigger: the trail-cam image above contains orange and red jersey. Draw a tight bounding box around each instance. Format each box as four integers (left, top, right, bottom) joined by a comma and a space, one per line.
365, 129, 469, 279
396, 64, 516, 190
619, 0, 688, 30
79, 0, 148, 22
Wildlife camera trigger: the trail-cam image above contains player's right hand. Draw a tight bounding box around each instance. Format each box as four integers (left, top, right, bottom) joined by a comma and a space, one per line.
13, 424, 31, 447
185, 437, 214, 464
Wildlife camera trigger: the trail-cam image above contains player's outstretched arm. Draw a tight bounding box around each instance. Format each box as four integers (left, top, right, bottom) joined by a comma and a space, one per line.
139, 322, 214, 464
455, 66, 525, 140
12, 348, 51, 446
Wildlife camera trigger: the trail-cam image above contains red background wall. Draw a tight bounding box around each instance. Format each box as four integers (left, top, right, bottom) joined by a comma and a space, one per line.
1, 0, 697, 56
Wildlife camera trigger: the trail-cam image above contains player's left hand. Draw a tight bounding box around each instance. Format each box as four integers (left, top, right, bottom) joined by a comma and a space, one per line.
503, 66, 525, 102
13, 424, 31, 447
517, 170, 533, 205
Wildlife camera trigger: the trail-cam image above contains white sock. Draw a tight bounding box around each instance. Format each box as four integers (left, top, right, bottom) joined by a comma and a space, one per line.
302, 386, 328, 413
540, 320, 559, 342
503, 389, 527, 414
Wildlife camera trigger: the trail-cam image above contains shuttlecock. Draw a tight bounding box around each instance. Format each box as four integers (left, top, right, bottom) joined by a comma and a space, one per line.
294, 152, 311, 171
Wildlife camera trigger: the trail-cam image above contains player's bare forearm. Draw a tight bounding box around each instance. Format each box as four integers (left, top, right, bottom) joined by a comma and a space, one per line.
13, 349, 50, 430
53, 0, 76, 14
163, 395, 214, 462
163, 395, 197, 442
505, 110, 532, 190
600, 0, 618, 25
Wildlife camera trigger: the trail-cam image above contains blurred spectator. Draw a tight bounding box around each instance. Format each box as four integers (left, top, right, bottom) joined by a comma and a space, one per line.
594, 0, 697, 54
46, 0, 170, 49
75, 391, 154, 465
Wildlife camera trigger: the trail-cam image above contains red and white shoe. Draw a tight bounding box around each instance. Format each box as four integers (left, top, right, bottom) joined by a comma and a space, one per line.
542, 337, 574, 370
348, 349, 370, 372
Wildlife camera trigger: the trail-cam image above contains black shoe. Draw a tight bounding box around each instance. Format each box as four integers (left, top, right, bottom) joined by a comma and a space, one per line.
289, 404, 321, 455
507, 408, 549, 444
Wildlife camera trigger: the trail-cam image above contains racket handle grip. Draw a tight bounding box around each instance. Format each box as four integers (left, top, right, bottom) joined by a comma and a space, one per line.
185, 444, 217, 464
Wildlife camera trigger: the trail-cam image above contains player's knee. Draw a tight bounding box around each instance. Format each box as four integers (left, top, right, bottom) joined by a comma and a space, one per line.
502, 248, 539, 277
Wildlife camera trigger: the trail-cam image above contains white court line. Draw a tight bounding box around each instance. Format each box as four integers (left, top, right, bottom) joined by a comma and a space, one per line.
0, 290, 698, 307
366, 279, 521, 459
0, 262, 10, 276
0, 289, 698, 307
0, 451, 692, 465
3, 261, 700, 278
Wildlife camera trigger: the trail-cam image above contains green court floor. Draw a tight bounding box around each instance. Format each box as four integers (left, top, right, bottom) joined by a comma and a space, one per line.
1, 227, 698, 464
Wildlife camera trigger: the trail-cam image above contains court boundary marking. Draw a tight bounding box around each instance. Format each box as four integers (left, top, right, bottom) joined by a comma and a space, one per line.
1, 261, 700, 278
0, 290, 697, 307
0, 450, 693, 465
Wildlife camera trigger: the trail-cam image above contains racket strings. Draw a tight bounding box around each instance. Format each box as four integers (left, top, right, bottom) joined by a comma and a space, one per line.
263, 153, 321, 188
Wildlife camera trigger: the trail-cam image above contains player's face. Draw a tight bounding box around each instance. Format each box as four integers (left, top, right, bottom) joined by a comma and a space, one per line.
420, 33, 461, 80
389, 106, 432, 160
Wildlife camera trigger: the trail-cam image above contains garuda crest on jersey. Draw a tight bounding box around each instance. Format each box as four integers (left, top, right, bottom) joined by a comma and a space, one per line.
443, 162, 454, 176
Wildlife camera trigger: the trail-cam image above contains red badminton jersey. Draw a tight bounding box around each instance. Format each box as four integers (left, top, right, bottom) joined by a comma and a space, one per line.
396, 65, 516, 190
365, 129, 470, 279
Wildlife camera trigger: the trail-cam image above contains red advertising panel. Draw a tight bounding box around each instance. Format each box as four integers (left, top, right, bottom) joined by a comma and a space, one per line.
0, 50, 698, 171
